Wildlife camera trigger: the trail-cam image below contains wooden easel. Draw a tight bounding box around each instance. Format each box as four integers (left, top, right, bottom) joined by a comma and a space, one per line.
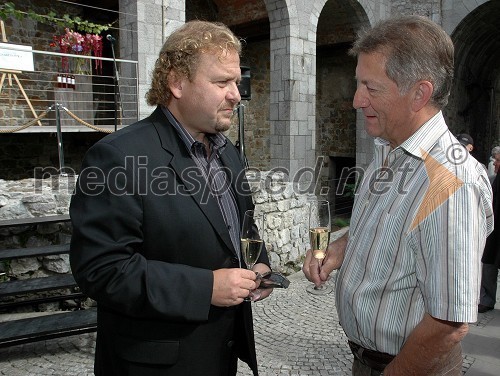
0, 20, 42, 126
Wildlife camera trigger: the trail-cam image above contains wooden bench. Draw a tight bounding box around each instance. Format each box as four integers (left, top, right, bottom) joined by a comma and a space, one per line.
0, 215, 97, 347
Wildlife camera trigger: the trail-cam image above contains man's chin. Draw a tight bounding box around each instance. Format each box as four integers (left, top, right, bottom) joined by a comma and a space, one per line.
365, 129, 380, 138
364, 123, 382, 138
215, 121, 232, 133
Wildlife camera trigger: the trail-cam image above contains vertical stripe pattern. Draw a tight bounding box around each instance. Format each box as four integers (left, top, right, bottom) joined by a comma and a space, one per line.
336, 112, 494, 355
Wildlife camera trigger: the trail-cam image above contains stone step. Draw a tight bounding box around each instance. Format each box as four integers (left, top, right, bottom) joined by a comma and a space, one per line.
0, 308, 97, 347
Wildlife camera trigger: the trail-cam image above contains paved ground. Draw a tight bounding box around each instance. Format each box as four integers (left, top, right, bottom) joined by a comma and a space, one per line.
0, 271, 499, 375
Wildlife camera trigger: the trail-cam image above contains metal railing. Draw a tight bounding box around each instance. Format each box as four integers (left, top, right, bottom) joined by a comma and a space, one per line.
0, 44, 139, 133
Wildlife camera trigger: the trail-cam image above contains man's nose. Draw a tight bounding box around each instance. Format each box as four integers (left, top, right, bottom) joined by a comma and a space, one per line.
352, 88, 368, 109
228, 82, 241, 103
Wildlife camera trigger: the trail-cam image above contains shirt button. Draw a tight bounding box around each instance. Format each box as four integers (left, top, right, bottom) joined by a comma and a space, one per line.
227, 225, 231, 230
231, 257, 239, 264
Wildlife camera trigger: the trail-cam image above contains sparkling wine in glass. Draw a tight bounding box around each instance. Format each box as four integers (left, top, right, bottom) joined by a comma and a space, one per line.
307, 199, 332, 295
241, 210, 265, 301
240, 210, 264, 271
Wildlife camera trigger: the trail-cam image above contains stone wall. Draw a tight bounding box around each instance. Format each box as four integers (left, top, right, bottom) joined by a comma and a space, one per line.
226, 39, 272, 171
3, 0, 358, 181
0, 0, 83, 124
1, 173, 345, 292
249, 170, 310, 272
0, 0, 113, 179
0, 176, 75, 311
316, 46, 357, 159
0, 0, 111, 138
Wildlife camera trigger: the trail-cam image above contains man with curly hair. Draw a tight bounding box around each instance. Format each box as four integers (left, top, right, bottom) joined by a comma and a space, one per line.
70, 20, 272, 376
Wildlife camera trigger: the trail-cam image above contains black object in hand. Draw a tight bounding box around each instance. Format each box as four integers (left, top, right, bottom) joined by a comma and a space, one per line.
258, 271, 290, 289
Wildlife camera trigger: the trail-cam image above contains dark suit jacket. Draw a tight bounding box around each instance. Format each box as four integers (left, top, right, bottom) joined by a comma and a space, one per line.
70, 106, 269, 376
482, 175, 499, 268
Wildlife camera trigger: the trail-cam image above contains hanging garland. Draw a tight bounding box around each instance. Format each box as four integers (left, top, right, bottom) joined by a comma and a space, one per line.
0, 2, 111, 35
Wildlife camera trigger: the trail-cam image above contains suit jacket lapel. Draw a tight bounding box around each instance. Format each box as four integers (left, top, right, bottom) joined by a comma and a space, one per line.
149, 107, 238, 256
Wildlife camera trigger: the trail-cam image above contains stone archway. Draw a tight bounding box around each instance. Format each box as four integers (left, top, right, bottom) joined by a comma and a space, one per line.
315, 0, 369, 216
446, 1, 500, 164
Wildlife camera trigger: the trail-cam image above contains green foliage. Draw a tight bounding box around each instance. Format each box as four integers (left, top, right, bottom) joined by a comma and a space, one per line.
0, 260, 11, 282
333, 217, 350, 228
0, 2, 111, 34
342, 183, 357, 199
342, 170, 364, 199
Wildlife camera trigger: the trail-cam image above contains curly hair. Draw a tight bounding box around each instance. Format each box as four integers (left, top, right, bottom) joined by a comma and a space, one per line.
349, 15, 454, 109
146, 20, 242, 106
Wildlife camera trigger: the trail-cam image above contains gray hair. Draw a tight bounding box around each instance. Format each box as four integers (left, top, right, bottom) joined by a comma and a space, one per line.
349, 15, 454, 108
491, 146, 500, 157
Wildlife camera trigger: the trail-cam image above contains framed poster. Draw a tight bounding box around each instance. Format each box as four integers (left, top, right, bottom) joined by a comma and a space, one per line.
0, 43, 35, 72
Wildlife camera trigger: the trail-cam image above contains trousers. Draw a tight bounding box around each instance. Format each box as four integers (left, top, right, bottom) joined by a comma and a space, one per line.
350, 341, 463, 376
480, 263, 498, 307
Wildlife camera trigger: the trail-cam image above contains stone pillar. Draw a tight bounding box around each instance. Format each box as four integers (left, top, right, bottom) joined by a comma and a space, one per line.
119, 0, 185, 120
266, 0, 326, 184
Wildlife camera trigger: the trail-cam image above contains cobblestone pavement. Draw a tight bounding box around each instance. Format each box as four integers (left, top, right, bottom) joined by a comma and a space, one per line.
0, 271, 494, 375
0, 272, 352, 376
238, 272, 352, 375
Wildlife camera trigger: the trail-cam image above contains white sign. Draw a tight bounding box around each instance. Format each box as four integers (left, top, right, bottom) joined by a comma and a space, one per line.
0, 43, 35, 72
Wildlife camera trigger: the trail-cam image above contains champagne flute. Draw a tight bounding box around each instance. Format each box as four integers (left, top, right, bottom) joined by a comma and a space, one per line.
241, 210, 265, 301
307, 199, 332, 295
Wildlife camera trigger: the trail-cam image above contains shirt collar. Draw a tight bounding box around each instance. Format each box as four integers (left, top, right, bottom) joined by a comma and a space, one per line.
374, 111, 448, 164
399, 111, 448, 160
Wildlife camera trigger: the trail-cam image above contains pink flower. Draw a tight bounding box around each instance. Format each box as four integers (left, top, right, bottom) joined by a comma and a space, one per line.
50, 28, 103, 74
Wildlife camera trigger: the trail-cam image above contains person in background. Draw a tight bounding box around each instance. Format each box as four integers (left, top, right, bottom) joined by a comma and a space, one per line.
455, 133, 474, 152
487, 146, 500, 183
455, 133, 488, 172
478, 146, 500, 313
70, 20, 272, 376
303, 15, 493, 375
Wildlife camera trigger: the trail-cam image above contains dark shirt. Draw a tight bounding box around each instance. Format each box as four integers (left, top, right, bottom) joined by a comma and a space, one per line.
162, 106, 241, 262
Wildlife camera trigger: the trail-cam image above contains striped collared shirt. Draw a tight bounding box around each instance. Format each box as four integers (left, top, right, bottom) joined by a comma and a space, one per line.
336, 111, 494, 355
161, 106, 241, 261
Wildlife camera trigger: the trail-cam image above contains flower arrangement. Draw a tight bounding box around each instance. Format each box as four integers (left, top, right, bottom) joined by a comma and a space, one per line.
50, 28, 103, 74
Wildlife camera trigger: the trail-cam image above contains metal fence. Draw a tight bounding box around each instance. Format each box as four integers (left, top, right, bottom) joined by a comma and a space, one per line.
0, 44, 138, 134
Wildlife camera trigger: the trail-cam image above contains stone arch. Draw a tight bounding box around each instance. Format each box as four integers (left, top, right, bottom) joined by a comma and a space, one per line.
441, 0, 489, 35
445, 0, 500, 164
355, 0, 385, 27
315, 0, 369, 213
207, 0, 271, 170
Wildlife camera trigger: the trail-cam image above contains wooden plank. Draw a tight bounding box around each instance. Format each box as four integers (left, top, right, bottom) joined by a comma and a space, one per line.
0, 292, 86, 310
13, 74, 43, 126
0, 214, 70, 229
0, 274, 77, 297
0, 308, 97, 347
0, 243, 70, 261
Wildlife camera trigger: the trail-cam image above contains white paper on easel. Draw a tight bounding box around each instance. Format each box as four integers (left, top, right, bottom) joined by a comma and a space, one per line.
0, 43, 34, 72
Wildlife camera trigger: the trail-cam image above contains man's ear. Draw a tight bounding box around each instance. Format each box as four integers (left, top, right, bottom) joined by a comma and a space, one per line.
168, 70, 183, 99
412, 80, 433, 112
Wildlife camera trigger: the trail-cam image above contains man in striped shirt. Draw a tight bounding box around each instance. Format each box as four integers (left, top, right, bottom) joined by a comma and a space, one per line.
303, 15, 493, 375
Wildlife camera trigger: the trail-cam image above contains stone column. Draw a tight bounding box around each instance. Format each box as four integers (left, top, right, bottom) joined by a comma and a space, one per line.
119, 0, 185, 120
266, 0, 326, 185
